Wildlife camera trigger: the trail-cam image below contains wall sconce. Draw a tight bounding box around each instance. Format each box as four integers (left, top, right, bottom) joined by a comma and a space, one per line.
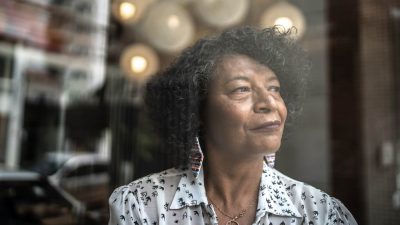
193, 0, 249, 28
120, 44, 159, 82
138, 0, 194, 53
111, 0, 152, 24
260, 1, 306, 39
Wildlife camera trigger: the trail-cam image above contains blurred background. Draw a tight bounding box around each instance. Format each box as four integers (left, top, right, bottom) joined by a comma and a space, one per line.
0, 0, 399, 224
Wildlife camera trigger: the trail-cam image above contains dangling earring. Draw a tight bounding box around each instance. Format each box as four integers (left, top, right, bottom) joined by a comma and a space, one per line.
189, 136, 204, 178
265, 153, 276, 168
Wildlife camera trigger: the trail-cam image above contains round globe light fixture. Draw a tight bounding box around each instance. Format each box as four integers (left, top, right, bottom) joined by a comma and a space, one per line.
111, 0, 152, 24
260, 1, 306, 39
193, 0, 249, 28
120, 44, 159, 82
139, 0, 194, 53
274, 17, 294, 30
119, 2, 136, 20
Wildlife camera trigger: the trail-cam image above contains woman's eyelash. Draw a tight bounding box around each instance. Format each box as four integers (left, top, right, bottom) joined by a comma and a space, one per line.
231, 86, 280, 93
233, 87, 251, 92
269, 86, 280, 92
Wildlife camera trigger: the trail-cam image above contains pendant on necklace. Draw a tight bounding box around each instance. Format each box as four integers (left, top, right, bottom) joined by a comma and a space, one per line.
226, 220, 239, 225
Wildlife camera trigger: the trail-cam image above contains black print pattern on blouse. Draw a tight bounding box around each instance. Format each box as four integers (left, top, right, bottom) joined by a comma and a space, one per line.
108, 163, 358, 225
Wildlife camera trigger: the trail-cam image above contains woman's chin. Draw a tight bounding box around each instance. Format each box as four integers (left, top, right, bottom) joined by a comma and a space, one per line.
262, 144, 281, 154
253, 137, 282, 152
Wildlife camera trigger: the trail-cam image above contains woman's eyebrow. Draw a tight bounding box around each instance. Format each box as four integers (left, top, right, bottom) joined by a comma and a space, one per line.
267, 76, 279, 82
224, 76, 250, 84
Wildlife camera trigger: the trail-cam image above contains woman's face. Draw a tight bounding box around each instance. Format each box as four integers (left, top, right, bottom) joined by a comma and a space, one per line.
204, 54, 287, 158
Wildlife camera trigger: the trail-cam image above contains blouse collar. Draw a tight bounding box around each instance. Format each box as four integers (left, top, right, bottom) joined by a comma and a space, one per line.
169, 162, 301, 218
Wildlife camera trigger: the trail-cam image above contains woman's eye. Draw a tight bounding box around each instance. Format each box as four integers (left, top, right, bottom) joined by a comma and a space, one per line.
232, 87, 251, 93
269, 86, 280, 93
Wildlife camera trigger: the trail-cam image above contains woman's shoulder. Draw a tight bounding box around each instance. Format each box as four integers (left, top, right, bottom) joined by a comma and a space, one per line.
110, 167, 188, 199
108, 167, 193, 225
270, 168, 358, 224
271, 168, 337, 204
130, 167, 187, 187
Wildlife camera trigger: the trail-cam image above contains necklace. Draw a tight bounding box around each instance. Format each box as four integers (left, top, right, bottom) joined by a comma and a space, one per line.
208, 198, 256, 225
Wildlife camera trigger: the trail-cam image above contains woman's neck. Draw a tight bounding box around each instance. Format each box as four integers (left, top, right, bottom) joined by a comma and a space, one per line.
204, 149, 263, 206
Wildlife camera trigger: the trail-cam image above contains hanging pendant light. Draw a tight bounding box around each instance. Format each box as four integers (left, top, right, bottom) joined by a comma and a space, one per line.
138, 0, 194, 53
260, 1, 306, 40
111, 0, 153, 25
120, 44, 159, 82
193, 0, 249, 28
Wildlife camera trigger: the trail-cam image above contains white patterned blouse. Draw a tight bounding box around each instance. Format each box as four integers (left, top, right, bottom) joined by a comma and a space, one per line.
108, 162, 358, 225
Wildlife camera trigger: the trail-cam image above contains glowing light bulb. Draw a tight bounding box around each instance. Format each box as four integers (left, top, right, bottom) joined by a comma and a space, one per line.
167, 14, 180, 29
120, 2, 136, 20
274, 17, 293, 31
130, 56, 148, 73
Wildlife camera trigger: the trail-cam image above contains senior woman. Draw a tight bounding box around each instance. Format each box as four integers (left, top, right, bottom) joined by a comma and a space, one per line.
109, 27, 358, 225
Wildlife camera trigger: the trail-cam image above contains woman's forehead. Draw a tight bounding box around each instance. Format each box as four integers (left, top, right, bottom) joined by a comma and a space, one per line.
213, 54, 277, 81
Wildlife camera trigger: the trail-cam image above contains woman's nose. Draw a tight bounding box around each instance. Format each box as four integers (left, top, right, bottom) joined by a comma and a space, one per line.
254, 93, 277, 113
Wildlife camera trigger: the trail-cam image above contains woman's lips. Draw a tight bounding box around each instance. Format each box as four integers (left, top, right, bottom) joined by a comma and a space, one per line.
250, 120, 281, 132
